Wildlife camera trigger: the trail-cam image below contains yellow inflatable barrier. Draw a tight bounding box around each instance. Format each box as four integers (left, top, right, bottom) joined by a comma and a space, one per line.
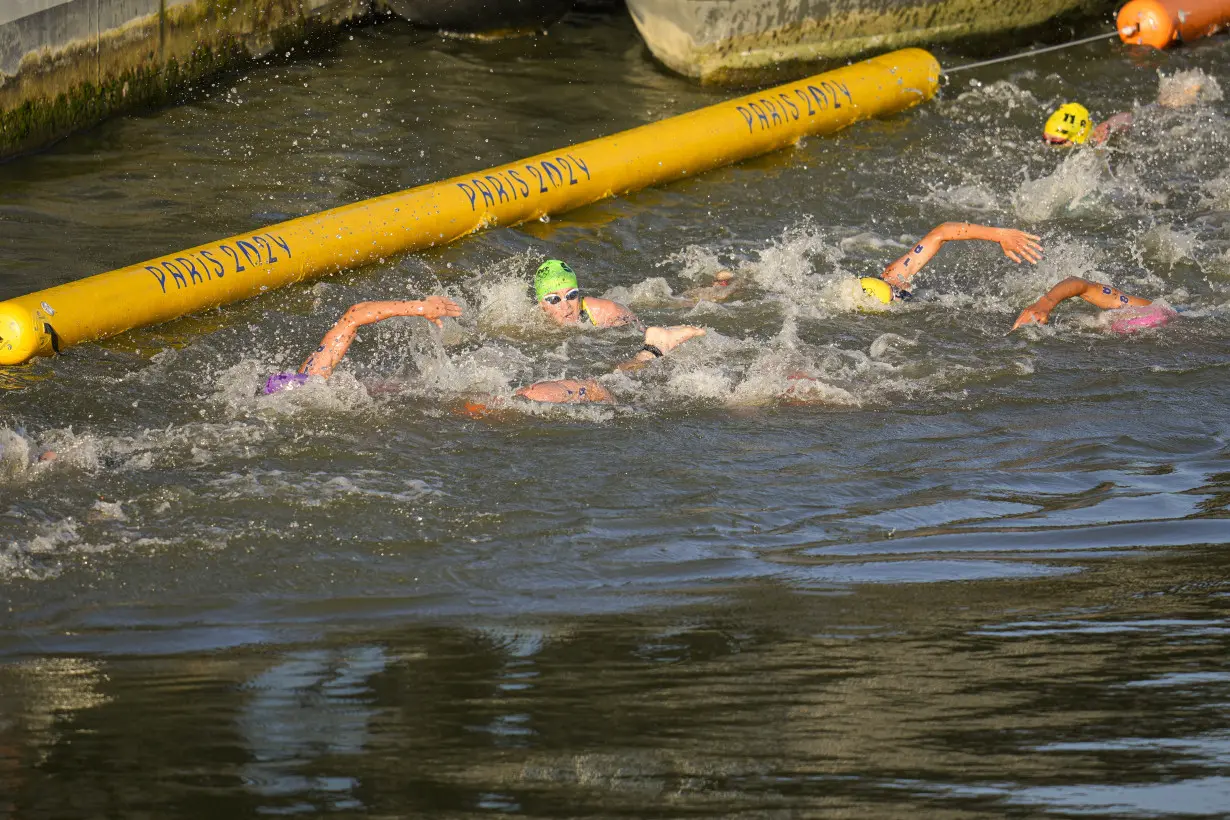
0, 48, 940, 365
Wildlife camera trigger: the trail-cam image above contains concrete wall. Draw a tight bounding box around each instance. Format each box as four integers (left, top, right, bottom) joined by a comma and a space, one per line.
626, 0, 1112, 83
0, 0, 369, 159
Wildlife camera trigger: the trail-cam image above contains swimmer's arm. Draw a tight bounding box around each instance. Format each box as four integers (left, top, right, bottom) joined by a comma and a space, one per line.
1012, 277, 1150, 330
1090, 112, 1134, 145
300, 297, 461, 378
515, 379, 613, 404
881, 223, 1043, 290
616, 325, 706, 372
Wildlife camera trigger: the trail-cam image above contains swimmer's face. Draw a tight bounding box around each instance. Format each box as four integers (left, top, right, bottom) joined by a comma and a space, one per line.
540, 286, 582, 324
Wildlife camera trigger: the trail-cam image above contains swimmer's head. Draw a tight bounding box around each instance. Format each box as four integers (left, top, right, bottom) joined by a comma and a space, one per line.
1044, 103, 1092, 145
859, 277, 911, 304
534, 260, 579, 301
535, 259, 585, 324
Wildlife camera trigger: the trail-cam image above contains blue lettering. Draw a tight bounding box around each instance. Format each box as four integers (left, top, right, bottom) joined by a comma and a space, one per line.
162, 261, 188, 289
146, 265, 167, 293
176, 256, 204, 284
541, 161, 564, 188
508, 169, 531, 197
528, 165, 547, 194
795, 88, 816, 116
484, 175, 509, 204
221, 244, 246, 273
556, 157, 578, 185
190, 254, 211, 280
831, 80, 853, 105
268, 234, 291, 258
457, 182, 478, 210
761, 98, 783, 125
201, 250, 225, 278
236, 240, 261, 267
749, 103, 770, 129
568, 154, 590, 180
914, 245, 924, 253
821, 81, 844, 109
473, 178, 496, 208
252, 236, 277, 264
737, 105, 754, 132
497, 172, 518, 200
779, 93, 799, 120
808, 85, 829, 110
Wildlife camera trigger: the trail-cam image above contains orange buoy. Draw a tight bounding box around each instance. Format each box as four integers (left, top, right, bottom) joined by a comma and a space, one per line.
1117, 0, 1230, 47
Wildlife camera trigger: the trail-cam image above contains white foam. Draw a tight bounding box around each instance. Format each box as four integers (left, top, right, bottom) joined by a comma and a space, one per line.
1157, 68, 1223, 109
0, 519, 82, 581
1012, 150, 1109, 222
208, 469, 436, 506
920, 182, 1002, 213
601, 277, 677, 308
1139, 224, 1201, 270
658, 244, 730, 285
948, 79, 1040, 112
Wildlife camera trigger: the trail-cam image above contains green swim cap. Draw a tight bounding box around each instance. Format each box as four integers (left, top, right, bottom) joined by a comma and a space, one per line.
534, 260, 579, 301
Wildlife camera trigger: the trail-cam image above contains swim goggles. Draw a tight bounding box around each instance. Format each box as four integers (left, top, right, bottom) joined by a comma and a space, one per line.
542, 288, 581, 305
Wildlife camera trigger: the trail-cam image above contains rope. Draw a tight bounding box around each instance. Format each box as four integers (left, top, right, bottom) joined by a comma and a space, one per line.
943, 30, 1119, 75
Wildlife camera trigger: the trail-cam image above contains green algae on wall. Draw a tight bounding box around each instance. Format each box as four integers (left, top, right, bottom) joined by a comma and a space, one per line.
0, 0, 368, 160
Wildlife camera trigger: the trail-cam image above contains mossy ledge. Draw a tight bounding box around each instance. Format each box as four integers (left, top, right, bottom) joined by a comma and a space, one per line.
0, 0, 369, 160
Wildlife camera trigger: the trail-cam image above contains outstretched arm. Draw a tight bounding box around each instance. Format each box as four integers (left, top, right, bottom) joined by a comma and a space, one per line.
880, 222, 1043, 291
300, 296, 461, 378
1012, 277, 1151, 331
616, 325, 707, 372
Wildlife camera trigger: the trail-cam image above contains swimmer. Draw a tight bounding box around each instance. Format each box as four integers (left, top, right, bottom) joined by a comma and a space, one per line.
1011, 277, 1177, 333
1044, 76, 1216, 146
262, 296, 462, 394
0, 427, 56, 467
863, 222, 1043, 303
534, 259, 640, 328
513, 325, 707, 404
680, 270, 742, 304
1043, 102, 1133, 147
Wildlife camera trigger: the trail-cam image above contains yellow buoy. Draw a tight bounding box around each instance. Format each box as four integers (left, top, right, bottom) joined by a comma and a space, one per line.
0, 48, 941, 365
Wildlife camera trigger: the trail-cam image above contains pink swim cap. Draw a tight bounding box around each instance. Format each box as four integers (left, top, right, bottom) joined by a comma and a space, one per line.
1109, 304, 1178, 335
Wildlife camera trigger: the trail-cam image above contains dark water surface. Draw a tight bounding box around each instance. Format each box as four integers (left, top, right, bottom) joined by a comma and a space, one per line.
2, 8, 1230, 817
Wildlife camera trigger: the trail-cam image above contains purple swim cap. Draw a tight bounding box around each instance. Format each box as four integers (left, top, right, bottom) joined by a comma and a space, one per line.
263, 372, 310, 395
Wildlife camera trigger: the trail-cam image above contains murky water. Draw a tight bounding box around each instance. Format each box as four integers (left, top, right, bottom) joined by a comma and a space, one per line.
2, 8, 1230, 816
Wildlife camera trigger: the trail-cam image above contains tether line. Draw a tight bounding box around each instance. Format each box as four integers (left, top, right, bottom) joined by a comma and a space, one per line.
943, 30, 1119, 75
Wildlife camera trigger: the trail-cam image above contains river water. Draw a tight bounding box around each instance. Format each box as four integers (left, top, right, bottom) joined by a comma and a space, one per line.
2, 7, 1230, 816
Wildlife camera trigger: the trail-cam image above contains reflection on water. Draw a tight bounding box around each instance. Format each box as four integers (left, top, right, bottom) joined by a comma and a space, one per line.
1, 6, 1229, 817
3, 557, 1230, 816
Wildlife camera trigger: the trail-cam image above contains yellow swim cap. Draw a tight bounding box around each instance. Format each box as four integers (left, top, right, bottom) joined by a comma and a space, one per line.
859, 277, 894, 304
1044, 103, 1092, 145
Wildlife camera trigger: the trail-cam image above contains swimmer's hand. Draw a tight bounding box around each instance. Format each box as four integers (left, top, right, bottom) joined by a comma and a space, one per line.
617, 325, 706, 372
419, 295, 463, 328
646, 325, 706, 353
1090, 112, 1134, 144
1011, 302, 1051, 331
995, 229, 1044, 265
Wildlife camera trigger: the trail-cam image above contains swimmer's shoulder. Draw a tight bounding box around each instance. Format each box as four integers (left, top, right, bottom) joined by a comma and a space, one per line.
584, 296, 638, 327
